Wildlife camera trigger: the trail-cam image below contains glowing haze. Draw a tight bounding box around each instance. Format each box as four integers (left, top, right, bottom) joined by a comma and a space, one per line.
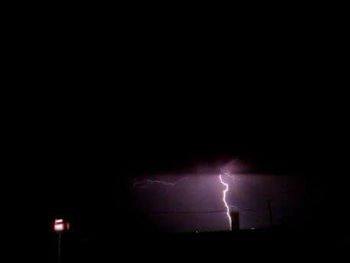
131, 161, 305, 233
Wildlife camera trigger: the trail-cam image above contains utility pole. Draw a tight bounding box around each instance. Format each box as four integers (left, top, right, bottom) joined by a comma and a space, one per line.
58, 232, 62, 263
53, 218, 70, 263
230, 211, 240, 231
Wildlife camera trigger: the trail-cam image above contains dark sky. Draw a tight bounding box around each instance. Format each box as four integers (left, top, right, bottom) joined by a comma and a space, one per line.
46, 99, 346, 233
42, 11, 349, 263
44, 20, 348, 239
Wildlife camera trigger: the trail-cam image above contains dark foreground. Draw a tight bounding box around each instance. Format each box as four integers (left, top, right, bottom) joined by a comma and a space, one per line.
48, 227, 347, 263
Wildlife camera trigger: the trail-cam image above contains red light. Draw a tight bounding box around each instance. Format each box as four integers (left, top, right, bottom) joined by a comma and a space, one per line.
54, 223, 64, 232
53, 219, 69, 232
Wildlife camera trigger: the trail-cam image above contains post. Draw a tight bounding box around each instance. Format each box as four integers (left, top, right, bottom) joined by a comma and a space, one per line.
230, 211, 240, 231
58, 232, 62, 263
54, 218, 69, 263
267, 199, 273, 227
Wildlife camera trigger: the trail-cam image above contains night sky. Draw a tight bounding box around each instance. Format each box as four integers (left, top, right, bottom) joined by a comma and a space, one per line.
132, 169, 306, 232
42, 13, 349, 263
45, 104, 344, 234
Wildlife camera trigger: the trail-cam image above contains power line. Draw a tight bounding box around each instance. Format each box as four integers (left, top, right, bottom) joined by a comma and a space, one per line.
148, 208, 264, 215
149, 210, 226, 214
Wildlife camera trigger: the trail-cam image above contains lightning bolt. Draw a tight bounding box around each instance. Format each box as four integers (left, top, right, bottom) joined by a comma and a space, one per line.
219, 174, 232, 231
133, 177, 187, 188
134, 174, 234, 231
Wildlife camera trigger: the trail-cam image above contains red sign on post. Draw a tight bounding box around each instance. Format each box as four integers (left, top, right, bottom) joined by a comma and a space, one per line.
53, 219, 70, 232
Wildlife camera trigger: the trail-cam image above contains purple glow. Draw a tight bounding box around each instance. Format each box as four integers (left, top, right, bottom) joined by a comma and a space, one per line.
132, 172, 305, 232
